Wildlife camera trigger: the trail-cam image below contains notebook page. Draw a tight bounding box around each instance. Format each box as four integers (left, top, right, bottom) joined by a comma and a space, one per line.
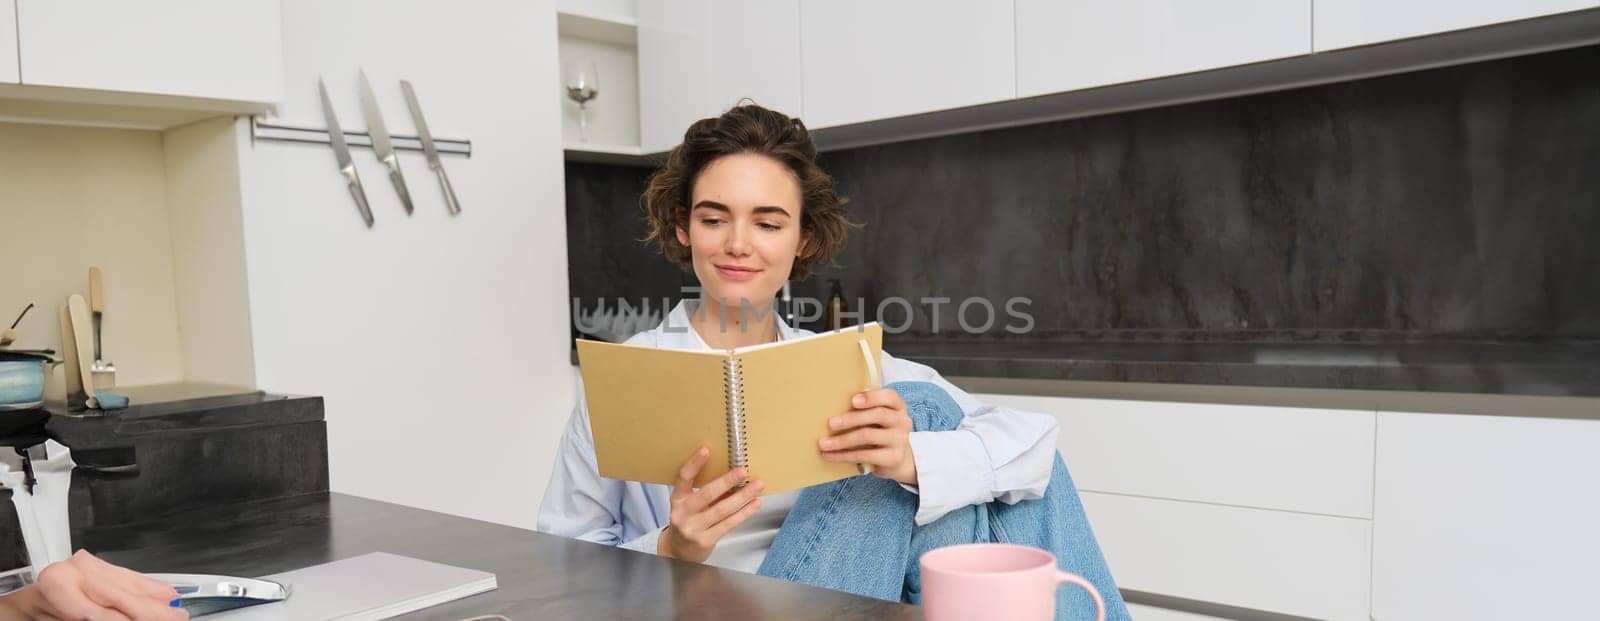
734, 323, 883, 493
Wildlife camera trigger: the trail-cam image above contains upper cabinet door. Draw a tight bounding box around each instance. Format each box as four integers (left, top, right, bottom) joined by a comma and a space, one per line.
800, 1, 1015, 129
1315, 0, 1600, 51
638, 0, 801, 153
1017, 0, 1310, 97
704, 1, 802, 124
0, 1, 18, 84
637, 0, 708, 153
16, 0, 282, 104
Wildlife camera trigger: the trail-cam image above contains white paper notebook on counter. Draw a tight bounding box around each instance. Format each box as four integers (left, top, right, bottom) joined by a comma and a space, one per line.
211, 552, 497, 620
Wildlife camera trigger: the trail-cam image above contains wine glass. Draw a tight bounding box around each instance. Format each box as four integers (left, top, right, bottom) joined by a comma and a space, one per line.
564, 60, 600, 142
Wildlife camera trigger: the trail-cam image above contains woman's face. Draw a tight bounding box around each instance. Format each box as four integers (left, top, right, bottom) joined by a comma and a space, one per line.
676, 153, 807, 315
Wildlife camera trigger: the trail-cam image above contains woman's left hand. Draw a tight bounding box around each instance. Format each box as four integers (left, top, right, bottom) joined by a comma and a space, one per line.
819, 388, 917, 485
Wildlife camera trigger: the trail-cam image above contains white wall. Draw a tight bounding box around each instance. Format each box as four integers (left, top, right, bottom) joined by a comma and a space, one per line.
236, 0, 571, 530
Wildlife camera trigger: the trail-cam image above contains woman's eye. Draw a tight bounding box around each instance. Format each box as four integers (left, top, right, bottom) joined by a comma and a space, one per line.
699, 217, 723, 226
758, 222, 782, 231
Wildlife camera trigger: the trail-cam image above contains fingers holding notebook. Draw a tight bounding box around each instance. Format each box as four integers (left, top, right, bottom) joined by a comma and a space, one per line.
659, 446, 766, 563
820, 388, 917, 485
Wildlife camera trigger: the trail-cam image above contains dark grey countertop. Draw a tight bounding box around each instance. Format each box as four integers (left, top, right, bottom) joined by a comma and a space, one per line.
42, 382, 324, 465
887, 338, 1600, 398
44, 382, 320, 426
2, 384, 333, 571
84, 492, 919, 620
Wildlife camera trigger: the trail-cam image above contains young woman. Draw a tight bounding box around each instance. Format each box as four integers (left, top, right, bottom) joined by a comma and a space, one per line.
540, 104, 1125, 618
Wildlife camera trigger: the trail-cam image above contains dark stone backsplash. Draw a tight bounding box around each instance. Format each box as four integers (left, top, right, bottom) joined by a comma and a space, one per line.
564, 162, 694, 341
566, 45, 1600, 348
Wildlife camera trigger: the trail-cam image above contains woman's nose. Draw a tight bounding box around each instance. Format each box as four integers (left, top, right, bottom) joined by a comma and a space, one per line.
724, 224, 752, 256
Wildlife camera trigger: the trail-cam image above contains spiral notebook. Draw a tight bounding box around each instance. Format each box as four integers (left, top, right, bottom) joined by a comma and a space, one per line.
576, 322, 883, 494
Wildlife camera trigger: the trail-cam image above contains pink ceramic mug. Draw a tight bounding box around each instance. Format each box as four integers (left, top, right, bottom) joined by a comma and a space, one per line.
920, 543, 1106, 621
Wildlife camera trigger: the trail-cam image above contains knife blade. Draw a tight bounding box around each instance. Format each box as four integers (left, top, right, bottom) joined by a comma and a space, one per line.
400, 79, 462, 215
357, 69, 415, 216
318, 78, 375, 227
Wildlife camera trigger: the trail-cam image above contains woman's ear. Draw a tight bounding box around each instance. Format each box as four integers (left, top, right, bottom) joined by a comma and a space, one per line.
675, 225, 690, 248
798, 230, 813, 258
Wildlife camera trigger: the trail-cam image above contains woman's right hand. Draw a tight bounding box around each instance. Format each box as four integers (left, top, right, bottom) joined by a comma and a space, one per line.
657, 446, 766, 563
0, 550, 188, 621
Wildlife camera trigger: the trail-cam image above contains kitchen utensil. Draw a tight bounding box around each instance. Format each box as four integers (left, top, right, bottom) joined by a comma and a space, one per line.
563, 60, 599, 142
87, 267, 116, 385
318, 77, 376, 228
57, 305, 82, 407
400, 79, 462, 215
357, 69, 415, 215
1, 303, 33, 348
66, 296, 98, 410
0, 352, 52, 410
575, 304, 663, 343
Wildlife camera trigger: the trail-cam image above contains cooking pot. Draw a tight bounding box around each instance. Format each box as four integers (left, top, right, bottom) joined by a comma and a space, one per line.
0, 352, 54, 410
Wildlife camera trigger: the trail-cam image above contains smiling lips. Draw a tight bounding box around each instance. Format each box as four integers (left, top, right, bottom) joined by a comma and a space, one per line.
715, 264, 761, 282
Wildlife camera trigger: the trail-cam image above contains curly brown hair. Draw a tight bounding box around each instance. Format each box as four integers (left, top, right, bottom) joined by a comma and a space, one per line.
642, 103, 852, 281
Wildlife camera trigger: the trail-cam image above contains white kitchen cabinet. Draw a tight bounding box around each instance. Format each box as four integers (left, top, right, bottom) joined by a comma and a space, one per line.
1371, 411, 1600, 621
978, 393, 1376, 518
1015, 0, 1310, 97
1314, 0, 1600, 51
637, 0, 801, 153
799, 1, 1014, 129
16, 0, 282, 104
0, 0, 17, 83
1124, 604, 1228, 621
636, 0, 704, 153
1084, 491, 1372, 621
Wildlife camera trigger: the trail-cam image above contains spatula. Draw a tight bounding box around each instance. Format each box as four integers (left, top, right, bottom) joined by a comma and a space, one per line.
58, 304, 84, 409
66, 296, 99, 409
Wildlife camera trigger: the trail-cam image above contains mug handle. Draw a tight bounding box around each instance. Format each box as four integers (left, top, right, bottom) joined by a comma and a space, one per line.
1055, 571, 1106, 621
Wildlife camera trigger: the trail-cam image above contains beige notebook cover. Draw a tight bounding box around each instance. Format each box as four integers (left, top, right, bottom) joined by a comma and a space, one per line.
577, 322, 883, 494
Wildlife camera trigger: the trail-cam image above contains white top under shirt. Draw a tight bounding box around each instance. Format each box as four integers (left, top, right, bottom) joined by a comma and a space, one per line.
537, 300, 1060, 574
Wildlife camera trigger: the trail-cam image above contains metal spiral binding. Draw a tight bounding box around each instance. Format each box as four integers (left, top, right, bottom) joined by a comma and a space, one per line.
724, 357, 748, 470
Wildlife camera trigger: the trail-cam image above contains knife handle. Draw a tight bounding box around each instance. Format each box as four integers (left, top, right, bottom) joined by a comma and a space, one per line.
88, 266, 105, 362
436, 167, 462, 215
348, 182, 375, 228
388, 163, 415, 216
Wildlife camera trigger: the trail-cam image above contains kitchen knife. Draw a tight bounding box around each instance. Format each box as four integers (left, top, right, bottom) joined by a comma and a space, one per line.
318, 78, 376, 228
88, 267, 103, 366
87, 266, 114, 373
357, 69, 415, 215
400, 79, 462, 215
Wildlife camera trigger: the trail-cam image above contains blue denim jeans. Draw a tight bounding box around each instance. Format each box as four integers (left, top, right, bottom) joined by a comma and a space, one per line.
756, 381, 1130, 621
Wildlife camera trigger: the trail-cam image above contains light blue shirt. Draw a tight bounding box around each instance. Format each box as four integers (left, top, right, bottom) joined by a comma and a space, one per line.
537, 300, 1060, 566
